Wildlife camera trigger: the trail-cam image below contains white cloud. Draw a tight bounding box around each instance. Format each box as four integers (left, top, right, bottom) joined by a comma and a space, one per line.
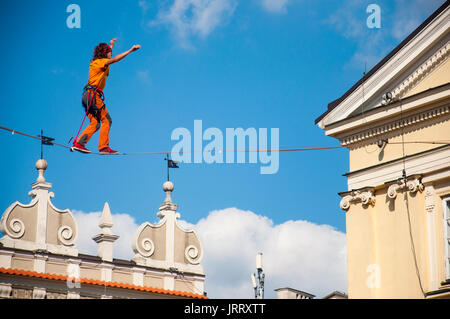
74, 207, 347, 299
148, 0, 238, 49
73, 209, 138, 260
190, 207, 347, 298
141, 0, 444, 51
141, 0, 295, 48
260, 0, 290, 14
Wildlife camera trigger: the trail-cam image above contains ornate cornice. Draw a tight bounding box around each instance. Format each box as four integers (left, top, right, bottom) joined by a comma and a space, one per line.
386, 175, 424, 199
339, 176, 426, 211
391, 41, 450, 101
339, 41, 450, 147
339, 187, 376, 211
341, 104, 450, 146
320, 11, 450, 128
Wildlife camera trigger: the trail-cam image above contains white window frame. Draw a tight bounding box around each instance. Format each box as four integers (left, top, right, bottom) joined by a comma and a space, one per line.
443, 197, 450, 280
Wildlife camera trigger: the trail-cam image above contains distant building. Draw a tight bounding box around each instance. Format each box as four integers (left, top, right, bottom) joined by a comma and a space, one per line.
0, 159, 206, 299
275, 287, 315, 299
322, 291, 348, 299
275, 287, 348, 299
315, 2, 450, 298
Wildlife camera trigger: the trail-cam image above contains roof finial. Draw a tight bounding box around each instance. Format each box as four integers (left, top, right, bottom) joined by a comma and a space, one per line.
35, 159, 48, 183
99, 202, 114, 234
158, 181, 178, 215
92, 202, 119, 262
163, 181, 174, 204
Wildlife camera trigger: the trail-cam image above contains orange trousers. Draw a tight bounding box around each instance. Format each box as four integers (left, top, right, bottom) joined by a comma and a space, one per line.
77, 94, 112, 151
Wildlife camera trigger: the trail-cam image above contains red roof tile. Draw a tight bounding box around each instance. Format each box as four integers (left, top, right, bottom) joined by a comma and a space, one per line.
0, 267, 207, 299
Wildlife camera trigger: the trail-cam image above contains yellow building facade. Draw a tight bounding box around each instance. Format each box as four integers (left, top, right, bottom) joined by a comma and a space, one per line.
316, 2, 450, 298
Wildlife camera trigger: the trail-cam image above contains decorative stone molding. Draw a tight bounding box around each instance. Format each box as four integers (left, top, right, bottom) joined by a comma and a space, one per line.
185, 245, 202, 265
424, 184, 438, 290
339, 187, 376, 210
319, 9, 450, 129
132, 181, 204, 275
424, 185, 435, 213
341, 104, 450, 146
0, 159, 78, 256
132, 221, 163, 260
158, 181, 179, 213
58, 226, 75, 246
92, 202, 119, 262
337, 39, 450, 147
0, 200, 37, 241
8, 219, 25, 239
140, 238, 156, 257
386, 175, 424, 199
390, 41, 450, 101
0, 159, 206, 298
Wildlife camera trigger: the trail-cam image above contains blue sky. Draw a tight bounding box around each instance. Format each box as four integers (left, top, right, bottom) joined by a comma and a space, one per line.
0, 0, 445, 298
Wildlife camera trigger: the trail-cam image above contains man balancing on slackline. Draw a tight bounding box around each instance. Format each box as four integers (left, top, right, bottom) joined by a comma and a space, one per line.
71, 38, 141, 154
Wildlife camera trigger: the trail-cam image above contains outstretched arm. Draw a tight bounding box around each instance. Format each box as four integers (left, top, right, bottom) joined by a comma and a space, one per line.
105, 44, 141, 67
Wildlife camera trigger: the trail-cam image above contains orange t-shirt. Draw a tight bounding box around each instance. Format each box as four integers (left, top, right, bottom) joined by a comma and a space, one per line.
88, 58, 110, 90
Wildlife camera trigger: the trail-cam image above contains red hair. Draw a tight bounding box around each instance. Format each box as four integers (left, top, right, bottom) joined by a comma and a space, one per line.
92, 43, 112, 61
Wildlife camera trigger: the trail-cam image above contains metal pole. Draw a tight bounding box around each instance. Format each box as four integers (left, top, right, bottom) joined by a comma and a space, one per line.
40, 129, 43, 159
166, 153, 170, 181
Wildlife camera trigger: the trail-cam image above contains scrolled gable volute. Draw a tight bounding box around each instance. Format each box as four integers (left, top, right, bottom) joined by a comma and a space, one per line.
0, 159, 78, 256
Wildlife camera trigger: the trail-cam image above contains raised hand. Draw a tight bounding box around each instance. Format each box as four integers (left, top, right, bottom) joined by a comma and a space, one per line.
131, 44, 141, 52
110, 38, 117, 49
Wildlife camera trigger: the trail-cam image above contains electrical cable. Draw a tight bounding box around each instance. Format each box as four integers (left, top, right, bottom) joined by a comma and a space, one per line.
2, 107, 449, 299
360, 65, 380, 154
2, 125, 448, 157
389, 140, 450, 145
0, 126, 72, 150
0, 125, 348, 155
355, 64, 436, 297
399, 99, 427, 298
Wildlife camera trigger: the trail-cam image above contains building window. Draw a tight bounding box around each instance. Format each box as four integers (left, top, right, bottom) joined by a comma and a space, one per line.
444, 197, 450, 280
